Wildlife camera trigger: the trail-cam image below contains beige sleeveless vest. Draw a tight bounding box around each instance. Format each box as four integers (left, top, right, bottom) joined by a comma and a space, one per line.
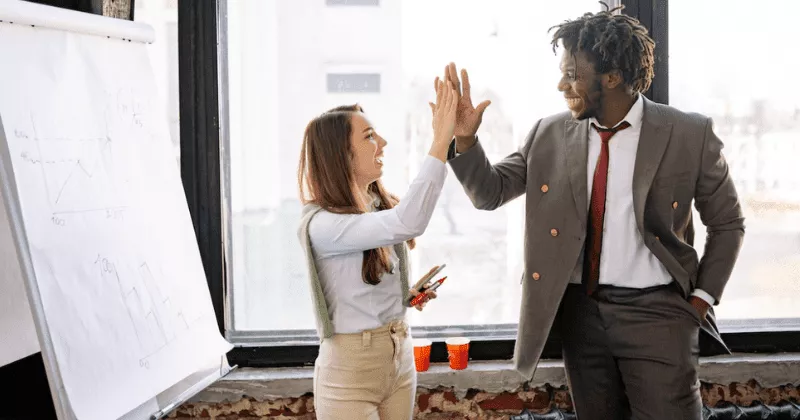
297, 203, 411, 340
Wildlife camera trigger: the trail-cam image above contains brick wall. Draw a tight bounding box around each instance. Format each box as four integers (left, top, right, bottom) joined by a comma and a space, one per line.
172, 381, 800, 419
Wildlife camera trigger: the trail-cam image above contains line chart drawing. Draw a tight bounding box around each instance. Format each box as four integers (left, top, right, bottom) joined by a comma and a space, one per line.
11, 91, 152, 222
29, 112, 126, 216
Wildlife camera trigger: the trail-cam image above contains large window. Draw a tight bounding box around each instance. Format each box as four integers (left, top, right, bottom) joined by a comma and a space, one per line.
169, 0, 800, 360
223, 0, 603, 338
134, 0, 179, 160
670, 0, 800, 326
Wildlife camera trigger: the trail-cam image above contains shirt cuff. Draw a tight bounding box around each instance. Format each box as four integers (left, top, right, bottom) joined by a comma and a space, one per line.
420, 154, 447, 179
691, 289, 716, 306
447, 138, 458, 160
448, 136, 478, 160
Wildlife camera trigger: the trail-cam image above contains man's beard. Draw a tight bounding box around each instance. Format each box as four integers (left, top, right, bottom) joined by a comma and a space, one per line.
575, 79, 604, 121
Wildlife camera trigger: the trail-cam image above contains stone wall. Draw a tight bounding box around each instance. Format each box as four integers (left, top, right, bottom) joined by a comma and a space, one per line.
172, 381, 800, 419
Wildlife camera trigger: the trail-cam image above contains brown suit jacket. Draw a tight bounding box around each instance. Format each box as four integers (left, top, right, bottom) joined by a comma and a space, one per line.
448, 96, 745, 380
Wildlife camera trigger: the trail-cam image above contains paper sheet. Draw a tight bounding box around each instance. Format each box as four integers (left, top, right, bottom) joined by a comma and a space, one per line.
0, 19, 232, 420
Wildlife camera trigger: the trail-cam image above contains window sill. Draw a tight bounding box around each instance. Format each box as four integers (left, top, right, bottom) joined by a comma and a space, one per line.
193, 353, 800, 403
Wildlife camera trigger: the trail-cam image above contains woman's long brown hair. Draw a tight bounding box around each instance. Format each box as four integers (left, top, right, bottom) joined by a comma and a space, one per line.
298, 104, 415, 286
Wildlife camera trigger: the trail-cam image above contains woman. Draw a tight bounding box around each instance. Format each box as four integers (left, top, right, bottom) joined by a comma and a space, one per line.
296, 79, 457, 419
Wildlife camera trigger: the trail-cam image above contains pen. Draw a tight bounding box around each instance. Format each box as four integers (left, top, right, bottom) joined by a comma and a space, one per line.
410, 276, 447, 306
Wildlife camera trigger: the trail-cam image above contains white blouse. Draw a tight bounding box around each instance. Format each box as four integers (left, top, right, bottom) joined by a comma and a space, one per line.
308, 155, 447, 334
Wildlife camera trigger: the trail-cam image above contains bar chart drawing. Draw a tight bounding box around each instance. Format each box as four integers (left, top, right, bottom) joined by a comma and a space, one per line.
95, 255, 197, 367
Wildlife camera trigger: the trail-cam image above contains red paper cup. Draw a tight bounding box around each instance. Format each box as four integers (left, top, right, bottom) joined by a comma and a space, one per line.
413, 339, 432, 372
446, 337, 470, 370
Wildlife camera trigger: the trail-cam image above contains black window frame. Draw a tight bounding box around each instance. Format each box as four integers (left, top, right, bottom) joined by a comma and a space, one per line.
179, 0, 800, 369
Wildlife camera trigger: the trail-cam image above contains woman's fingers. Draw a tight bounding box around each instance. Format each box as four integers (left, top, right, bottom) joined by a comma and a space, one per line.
449, 86, 458, 114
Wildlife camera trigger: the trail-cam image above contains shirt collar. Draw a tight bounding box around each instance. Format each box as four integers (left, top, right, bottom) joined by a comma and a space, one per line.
590, 93, 644, 131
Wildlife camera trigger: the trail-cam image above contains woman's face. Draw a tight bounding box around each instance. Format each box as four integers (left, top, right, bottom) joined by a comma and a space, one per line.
349, 113, 387, 188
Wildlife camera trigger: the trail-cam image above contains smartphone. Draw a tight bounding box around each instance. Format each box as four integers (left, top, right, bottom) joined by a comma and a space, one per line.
410, 264, 446, 295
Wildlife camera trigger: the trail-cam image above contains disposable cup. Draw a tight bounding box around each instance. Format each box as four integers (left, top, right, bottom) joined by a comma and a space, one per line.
412, 338, 432, 372
445, 337, 470, 370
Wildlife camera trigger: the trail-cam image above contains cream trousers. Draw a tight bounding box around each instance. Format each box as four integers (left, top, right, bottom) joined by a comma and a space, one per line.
313, 319, 416, 420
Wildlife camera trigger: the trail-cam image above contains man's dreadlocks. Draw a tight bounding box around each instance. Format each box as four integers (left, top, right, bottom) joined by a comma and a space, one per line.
549, 2, 655, 93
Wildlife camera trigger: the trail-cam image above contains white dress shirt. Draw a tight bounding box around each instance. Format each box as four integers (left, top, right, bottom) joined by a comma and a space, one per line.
308, 155, 448, 334
567, 94, 715, 305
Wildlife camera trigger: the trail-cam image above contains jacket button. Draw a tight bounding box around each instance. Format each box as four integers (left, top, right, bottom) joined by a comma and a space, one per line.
541, 184, 549, 193
532, 272, 540, 281
550, 228, 559, 237
655, 236, 660, 241
672, 201, 678, 209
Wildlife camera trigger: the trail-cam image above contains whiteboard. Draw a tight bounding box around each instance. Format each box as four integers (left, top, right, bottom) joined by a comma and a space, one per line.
0, 185, 39, 368
0, 2, 233, 419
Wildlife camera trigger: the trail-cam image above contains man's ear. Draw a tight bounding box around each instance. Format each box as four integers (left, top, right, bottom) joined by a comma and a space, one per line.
604, 69, 624, 90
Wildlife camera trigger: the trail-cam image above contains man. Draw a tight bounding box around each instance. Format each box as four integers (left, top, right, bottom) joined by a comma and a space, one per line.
438, 5, 744, 419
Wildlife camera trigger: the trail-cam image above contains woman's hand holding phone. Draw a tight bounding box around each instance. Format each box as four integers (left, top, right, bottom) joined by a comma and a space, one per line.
409, 288, 437, 311
408, 264, 445, 311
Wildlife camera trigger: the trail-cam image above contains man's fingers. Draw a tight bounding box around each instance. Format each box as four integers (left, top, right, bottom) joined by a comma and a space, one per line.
461, 68, 471, 99
476, 100, 492, 116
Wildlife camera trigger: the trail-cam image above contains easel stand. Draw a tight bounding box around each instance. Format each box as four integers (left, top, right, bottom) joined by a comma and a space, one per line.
151, 358, 238, 420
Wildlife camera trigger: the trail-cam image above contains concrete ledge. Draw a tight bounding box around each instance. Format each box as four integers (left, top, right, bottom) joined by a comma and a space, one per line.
192, 353, 800, 403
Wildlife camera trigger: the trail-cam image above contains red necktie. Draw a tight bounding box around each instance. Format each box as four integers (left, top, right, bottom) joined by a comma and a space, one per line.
583, 121, 631, 295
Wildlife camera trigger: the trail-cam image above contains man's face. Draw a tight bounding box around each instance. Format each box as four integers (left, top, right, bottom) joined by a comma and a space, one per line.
558, 50, 603, 120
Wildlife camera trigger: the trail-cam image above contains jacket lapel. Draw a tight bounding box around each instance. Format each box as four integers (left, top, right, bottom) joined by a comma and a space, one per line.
632, 98, 673, 234
563, 119, 590, 227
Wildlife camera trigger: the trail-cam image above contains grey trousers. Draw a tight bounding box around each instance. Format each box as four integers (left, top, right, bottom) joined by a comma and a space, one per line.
558, 283, 703, 420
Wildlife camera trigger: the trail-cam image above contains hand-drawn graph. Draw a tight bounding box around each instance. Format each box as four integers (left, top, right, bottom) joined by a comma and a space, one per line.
95, 255, 196, 367
11, 96, 150, 223
9, 86, 160, 223
28, 112, 127, 216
